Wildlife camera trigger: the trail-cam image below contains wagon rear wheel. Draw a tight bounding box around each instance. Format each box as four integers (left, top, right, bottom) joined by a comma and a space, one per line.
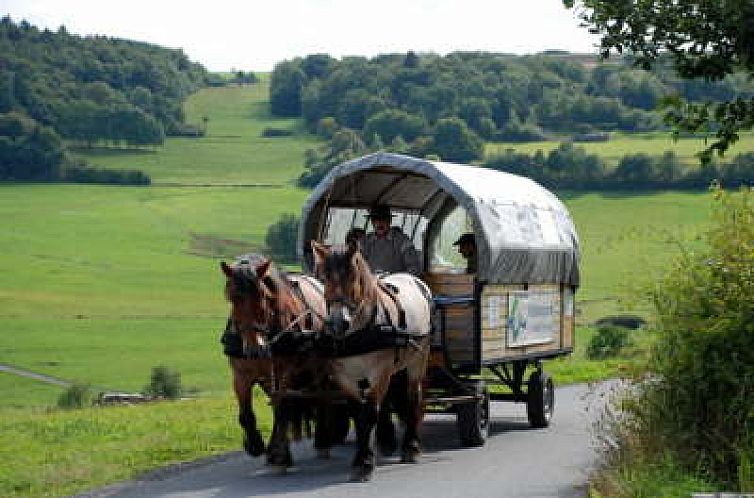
457, 381, 489, 447
527, 371, 554, 428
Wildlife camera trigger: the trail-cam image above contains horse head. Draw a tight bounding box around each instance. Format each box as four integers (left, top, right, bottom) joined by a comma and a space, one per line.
311, 240, 378, 338
221, 255, 278, 359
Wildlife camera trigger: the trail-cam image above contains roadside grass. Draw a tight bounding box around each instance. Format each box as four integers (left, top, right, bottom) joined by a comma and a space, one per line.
0, 373, 66, 408
0, 318, 232, 398
486, 131, 754, 170
589, 452, 715, 498
0, 394, 271, 498
546, 326, 653, 385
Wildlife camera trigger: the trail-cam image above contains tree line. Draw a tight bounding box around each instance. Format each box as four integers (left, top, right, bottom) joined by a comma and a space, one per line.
271, 51, 754, 169
0, 16, 207, 147
485, 144, 754, 190
0, 17, 210, 182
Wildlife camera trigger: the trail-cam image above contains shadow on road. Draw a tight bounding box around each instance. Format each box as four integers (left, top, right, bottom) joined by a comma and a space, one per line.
93, 409, 541, 498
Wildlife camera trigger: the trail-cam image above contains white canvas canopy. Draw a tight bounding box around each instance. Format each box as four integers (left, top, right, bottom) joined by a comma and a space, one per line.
298, 152, 580, 286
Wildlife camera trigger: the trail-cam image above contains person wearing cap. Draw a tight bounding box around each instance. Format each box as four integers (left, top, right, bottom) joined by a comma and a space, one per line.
360, 204, 421, 276
453, 233, 477, 274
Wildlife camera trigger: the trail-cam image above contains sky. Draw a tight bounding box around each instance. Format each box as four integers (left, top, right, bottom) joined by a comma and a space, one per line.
2, 0, 599, 72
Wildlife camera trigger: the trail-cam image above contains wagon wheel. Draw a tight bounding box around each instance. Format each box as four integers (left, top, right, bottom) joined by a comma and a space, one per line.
526, 370, 554, 428
456, 381, 490, 447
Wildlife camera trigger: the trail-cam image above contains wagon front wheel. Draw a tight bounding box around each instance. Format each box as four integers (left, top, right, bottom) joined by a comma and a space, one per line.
527, 370, 554, 428
457, 381, 490, 447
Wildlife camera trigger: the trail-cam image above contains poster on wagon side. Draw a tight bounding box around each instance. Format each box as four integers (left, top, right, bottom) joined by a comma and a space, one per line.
507, 290, 558, 347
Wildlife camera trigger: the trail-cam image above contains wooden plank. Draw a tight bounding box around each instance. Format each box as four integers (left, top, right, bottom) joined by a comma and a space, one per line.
562, 316, 574, 348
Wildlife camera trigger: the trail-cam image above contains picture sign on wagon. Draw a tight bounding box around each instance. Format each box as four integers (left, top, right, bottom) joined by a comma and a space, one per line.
507, 290, 558, 347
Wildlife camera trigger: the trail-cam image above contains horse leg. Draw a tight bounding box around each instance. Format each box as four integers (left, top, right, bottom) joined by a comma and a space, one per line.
266, 394, 294, 473
233, 366, 265, 457
350, 398, 379, 482
313, 393, 333, 459
375, 372, 403, 457
400, 369, 425, 464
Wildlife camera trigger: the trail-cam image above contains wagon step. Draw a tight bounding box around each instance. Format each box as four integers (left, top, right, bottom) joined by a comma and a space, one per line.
423, 394, 481, 405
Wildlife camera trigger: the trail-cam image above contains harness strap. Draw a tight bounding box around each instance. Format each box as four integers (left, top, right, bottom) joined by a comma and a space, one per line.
289, 275, 326, 327
377, 279, 407, 329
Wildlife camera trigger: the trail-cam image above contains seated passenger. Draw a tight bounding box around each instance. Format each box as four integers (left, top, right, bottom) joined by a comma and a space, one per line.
453, 233, 477, 274
361, 204, 420, 276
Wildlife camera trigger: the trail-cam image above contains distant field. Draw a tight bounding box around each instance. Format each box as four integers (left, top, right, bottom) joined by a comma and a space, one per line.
73, 79, 318, 184
0, 185, 711, 406
486, 132, 754, 168
565, 190, 711, 322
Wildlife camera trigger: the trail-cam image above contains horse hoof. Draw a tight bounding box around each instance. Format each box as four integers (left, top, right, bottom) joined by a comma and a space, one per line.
316, 448, 331, 459
400, 450, 420, 464
269, 464, 288, 476
375, 422, 396, 457
349, 467, 374, 482
244, 438, 265, 457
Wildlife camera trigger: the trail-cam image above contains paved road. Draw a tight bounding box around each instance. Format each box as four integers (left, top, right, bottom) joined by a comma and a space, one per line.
80, 383, 612, 498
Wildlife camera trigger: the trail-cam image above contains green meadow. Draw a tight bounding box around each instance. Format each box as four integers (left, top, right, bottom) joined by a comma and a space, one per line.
74, 78, 318, 185
0, 80, 723, 496
487, 131, 754, 169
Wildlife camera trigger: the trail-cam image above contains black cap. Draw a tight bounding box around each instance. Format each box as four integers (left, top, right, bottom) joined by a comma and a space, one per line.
453, 233, 475, 246
367, 204, 393, 220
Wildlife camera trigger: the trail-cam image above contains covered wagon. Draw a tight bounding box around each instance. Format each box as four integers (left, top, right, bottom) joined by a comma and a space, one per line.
298, 152, 580, 446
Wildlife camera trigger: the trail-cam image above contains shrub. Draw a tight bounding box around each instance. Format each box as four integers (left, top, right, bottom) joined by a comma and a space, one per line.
57, 383, 93, 409
586, 326, 633, 359
62, 164, 151, 185
605, 186, 754, 490
261, 127, 294, 138
143, 366, 182, 399
265, 213, 299, 262
166, 123, 205, 137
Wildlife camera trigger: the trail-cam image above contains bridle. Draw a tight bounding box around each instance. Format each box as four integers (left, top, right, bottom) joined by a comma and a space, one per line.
229, 266, 325, 355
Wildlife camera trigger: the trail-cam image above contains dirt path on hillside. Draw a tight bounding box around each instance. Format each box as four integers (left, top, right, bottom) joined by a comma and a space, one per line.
0, 363, 72, 387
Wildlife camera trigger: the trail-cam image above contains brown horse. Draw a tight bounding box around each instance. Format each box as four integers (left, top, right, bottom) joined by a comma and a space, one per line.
221, 254, 333, 472
311, 241, 432, 482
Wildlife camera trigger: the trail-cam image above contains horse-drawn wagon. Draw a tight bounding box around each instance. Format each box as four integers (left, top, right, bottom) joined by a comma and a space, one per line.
298, 152, 580, 447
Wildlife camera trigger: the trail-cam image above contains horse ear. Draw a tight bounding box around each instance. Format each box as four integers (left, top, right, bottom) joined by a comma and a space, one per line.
220, 261, 233, 277
346, 240, 358, 258
256, 258, 272, 279
311, 240, 329, 266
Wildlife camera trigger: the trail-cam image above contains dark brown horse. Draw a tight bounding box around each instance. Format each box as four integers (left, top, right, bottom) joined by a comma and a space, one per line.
311, 241, 432, 481
221, 254, 333, 472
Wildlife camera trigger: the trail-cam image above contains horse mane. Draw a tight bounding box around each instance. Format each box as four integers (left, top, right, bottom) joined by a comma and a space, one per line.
351, 250, 381, 303
233, 253, 290, 294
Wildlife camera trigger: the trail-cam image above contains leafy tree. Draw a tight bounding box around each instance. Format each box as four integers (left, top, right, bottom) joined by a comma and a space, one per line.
143, 365, 182, 399
298, 128, 367, 187
269, 61, 306, 117
0, 112, 64, 180
612, 153, 655, 184
265, 213, 300, 262
300, 54, 337, 80
429, 117, 484, 162
564, 0, 754, 161
363, 109, 426, 144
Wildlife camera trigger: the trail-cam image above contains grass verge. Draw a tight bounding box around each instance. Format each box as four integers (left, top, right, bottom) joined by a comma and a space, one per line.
0, 394, 271, 498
